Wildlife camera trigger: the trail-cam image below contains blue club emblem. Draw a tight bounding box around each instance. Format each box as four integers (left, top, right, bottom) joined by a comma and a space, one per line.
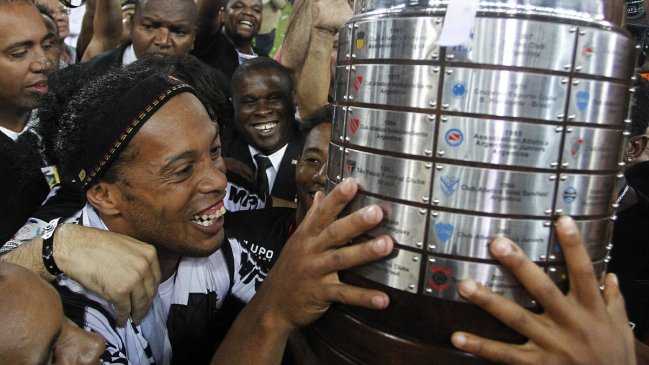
435, 223, 454, 243
563, 186, 577, 204
451, 82, 467, 98
440, 176, 460, 197
576, 91, 590, 112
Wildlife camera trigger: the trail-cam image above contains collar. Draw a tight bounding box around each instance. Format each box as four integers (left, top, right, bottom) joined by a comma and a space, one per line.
0, 110, 39, 141
248, 143, 288, 172
122, 43, 137, 66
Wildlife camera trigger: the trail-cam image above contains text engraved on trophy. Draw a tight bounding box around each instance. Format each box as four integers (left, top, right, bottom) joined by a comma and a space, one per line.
555, 174, 618, 216
443, 69, 567, 121
349, 64, 440, 109
548, 219, 611, 262
346, 107, 435, 156
568, 79, 630, 126
332, 105, 347, 145
449, 18, 575, 72
343, 149, 432, 203
424, 257, 534, 306
353, 17, 442, 60
432, 165, 554, 216
344, 194, 427, 249
561, 127, 624, 171
327, 142, 345, 182
575, 27, 635, 80
428, 212, 550, 261
333, 65, 349, 103
437, 117, 561, 168
337, 23, 353, 62
353, 248, 421, 293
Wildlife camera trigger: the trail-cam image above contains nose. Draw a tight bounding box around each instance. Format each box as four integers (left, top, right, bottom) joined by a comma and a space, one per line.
198, 157, 228, 194
253, 99, 272, 116
57, 320, 106, 365
154, 28, 171, 47
30, 47, 51, 72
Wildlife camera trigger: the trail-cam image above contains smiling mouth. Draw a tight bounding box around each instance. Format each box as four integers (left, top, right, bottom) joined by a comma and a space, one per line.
190, 205, 226, 227
254, 122, 278, 133
238, 20, 253, 29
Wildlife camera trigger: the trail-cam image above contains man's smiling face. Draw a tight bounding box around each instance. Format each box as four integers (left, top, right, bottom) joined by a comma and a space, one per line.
222, 0, 262, 44
104, 93, 228, 257
233, 67, 294, 155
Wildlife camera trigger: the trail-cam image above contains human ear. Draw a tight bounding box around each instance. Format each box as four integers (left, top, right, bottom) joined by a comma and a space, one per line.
625, 135, 648, 162
86, 182, 122, 216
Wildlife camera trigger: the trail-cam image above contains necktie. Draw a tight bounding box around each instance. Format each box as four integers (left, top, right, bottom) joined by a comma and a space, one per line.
254, 154, 272, 196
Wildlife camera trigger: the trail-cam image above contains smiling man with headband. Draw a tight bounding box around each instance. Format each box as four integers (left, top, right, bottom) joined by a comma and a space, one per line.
51, 59, 394, 364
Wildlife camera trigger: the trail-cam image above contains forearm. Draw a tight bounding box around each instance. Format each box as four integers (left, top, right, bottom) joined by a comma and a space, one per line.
77, 0, 97, 60
211, 295, 292, 364
0, 236, 55, 281
279, 0, 312, 78
80, 0, 122, 62
296, 29, 335, 117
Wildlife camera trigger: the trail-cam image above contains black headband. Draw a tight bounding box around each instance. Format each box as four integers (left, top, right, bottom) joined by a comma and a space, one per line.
74, 74, 196, 189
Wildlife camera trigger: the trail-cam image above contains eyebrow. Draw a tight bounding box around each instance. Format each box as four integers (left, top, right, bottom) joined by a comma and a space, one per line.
158, 129, 220, 174
4, 40, 34, 52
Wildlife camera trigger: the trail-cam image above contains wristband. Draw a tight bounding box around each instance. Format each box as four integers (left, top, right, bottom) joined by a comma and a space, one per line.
41, 218, 64, 277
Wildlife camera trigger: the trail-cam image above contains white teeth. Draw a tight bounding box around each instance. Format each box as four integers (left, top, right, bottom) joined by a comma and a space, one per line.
240, 20, 252, 26
191, 206, 227, 226
254, 122, 277, 132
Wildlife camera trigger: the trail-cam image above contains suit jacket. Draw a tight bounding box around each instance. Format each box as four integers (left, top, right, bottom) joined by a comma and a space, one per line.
78, 42, 129, 77
224, 126, 304, 202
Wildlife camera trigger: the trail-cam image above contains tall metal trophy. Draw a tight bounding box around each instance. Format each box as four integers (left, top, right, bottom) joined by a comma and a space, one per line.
311, 0, 636, 363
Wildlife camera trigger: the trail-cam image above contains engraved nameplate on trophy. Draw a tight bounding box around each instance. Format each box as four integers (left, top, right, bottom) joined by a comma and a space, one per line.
344, 193, 428, 249
348, 64, 440, 109
352, 17, 443, 61
345, 107, 435, 156
548, 218, 612, 261
574, 26, 635, 79
560, 126, 624, 171
424, 257, 535, 307
432, 164, 554, 216
338, 22, 353, 62
334, 65, 349, 103
448, 18, 576, 72
332, 105, 347, 144
352, 247, 422, 293
327, 142, 345, 182
343, 149, 432, 203
568, 79, 630, 125
428, 212, 550, 261
442, 68, 567, 121
437, 116, 561, 168
555, 173, 618, 216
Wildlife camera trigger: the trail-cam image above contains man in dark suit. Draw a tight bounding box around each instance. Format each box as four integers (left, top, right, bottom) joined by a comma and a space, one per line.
225, 57, 304, 205
81, 0, 197, 73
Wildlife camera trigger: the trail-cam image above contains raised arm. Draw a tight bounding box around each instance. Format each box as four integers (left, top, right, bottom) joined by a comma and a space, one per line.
1, 223, 160, 325
212, 178, 393, 364
78, 0, 122, 62
451, 216, 638, 364
294, 0, 351, 117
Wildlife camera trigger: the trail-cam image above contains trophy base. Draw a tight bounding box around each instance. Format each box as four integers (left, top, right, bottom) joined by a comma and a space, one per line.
305, 306, 495, 365
296, 272, 525, 365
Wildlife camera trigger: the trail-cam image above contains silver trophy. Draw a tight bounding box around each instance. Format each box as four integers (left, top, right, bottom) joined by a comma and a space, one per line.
328, 0, 635, 307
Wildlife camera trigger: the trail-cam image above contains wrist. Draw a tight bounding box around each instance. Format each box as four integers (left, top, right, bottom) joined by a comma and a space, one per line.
51, 223, 76, 276
42, 218, 64, 278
